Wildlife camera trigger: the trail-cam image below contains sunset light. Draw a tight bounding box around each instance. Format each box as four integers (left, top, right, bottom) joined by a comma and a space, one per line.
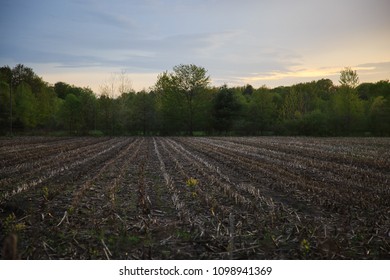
1, 0, 389, 91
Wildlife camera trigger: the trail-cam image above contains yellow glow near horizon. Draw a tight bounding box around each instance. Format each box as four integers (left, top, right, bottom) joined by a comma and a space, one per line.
38, 63, 387, 93
41, 70, 160, 94
236, 65, 381, 86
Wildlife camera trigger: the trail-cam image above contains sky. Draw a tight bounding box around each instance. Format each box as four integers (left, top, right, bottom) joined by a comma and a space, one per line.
1, 0, 389, 94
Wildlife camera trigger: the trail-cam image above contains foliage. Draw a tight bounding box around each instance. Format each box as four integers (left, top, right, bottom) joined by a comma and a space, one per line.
155, 64, 210, 135
59, 93, 82, 134
330, 86, 365, 135
369, 96, 390, 135
0, 64, 389, 136
212, 85, 241, 134
246, 87, 277, 135
339, 67, 359, 88
0, 81, 11, 134
14, 82, 37, 128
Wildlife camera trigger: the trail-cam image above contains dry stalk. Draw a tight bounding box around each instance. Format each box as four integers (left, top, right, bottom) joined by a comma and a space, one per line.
101, 239, 112, 260
56, 211, 69, 227
229, 213, 234, 259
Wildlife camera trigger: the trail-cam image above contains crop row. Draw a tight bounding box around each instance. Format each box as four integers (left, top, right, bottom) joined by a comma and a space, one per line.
0, 136, 389, 259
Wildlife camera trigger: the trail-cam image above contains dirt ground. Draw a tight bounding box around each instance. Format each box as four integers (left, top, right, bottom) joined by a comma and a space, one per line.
1, 136, 389, 259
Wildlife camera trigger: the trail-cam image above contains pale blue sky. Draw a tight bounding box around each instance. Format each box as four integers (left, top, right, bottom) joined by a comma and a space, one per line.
1, 0, 389, 92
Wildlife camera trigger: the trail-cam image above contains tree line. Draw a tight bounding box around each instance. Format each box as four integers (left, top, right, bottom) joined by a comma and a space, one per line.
0, 64, 389, 136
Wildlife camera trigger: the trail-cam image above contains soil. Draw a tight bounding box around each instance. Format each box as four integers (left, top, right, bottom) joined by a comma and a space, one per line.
0, 136, 389, 259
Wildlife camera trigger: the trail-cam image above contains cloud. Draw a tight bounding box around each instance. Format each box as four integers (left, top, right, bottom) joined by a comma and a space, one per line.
356, 62, 390, 74
231, 61, 390, 88
353, 61, 390, 83
1, 0, 389, 91
240, 70, 333, 82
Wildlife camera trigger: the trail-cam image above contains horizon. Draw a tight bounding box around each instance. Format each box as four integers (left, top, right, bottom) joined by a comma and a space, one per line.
3, 62, 390, 95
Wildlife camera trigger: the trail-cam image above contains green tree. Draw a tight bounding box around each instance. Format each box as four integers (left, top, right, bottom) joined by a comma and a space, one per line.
60, 93, 82, 134
0, 65, 15, 135
246, 87, 276, 135
155, 71, 186, 134
36, 86, 59, 128
330, 86, 365, 135
331, 69, 365, 134
0, 66, 12, 85
54, 82, 73, 99
192, 87, 215, 134
155, 76, 215, 135
280, 88, 305, 120
131, 91, 157, 135
11, 64, 46, 95
339, 67, 359, 88
315, 79, 334, 99
212, 85, 241, 134
97, 94, 113, 135
0, 81, 11, 134
243, 84, 254, 96
369, 96, 390, 135
155, 64, 210, 135
116, 92, 135, 134
301, 110, 329, 136
14, 82, 37, 129
170, 64, 210, 135
11, 64, 36, 88
79, 88, 98, 133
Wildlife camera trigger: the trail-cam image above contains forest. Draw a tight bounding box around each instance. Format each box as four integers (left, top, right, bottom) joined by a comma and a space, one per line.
1, 64, 389, 136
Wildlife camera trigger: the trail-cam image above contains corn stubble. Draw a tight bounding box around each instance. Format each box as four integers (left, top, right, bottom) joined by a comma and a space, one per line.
0, 136, 389, 259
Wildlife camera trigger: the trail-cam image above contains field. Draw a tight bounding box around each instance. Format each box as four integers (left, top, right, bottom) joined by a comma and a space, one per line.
0, 136, 389, 259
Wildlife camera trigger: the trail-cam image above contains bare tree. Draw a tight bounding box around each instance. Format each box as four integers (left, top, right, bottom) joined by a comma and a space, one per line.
118, 70, 133, 95
99, 71, 133, 97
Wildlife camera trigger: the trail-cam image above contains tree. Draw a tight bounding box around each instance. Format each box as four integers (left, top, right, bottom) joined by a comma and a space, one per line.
301, 109, 329, 136
11, 64, 46, 96
99, 71, 133, 98
369, 96, 390, 135
54, 82, 73, 99
36, 86, 59, 128
329, 68, 365, 134
117, 70, 133, 95
3, 63, 389, 137
212, 85, 241, 134
192, 87, 215, 134
154, 71, 185, 134
11, 64, 36, 88
97, 93, 114, 135
246, 87, 276, 135
60, 94, 82, 134
79, 88, 98, 133
1, 66, 16, 134
243, 84, 254, 96
0, 66, 12, 85
14, 82, 37, 129
339, 67, 359, 88
129, 91, 157, 135
0, 82, 10, 134
280, 88, 305, 120
330, 86, 365, 135
171, 64, 210, 135
154, 65, 210, 135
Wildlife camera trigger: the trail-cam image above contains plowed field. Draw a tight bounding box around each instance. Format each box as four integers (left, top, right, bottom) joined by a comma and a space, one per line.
1, 137, 389, 259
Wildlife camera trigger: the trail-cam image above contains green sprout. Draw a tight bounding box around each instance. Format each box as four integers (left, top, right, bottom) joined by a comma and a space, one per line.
186, 177, 198, 187
300, 238, 310, 256
42, 186, 50, 201
3, 213, 26, 234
